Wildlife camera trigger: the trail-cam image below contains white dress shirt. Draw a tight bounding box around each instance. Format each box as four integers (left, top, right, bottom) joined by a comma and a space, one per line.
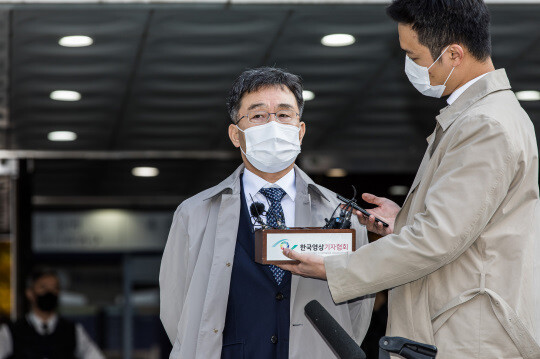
242, 167, 296, 228
0, 311, 105, 359
447, 73, 488, 105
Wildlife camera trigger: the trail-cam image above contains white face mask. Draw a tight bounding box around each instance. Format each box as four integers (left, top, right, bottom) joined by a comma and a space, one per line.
236, 121, 301, 173
405, 46, 455, 98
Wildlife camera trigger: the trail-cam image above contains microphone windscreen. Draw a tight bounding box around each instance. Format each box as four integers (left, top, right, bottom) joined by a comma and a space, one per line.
304, 300, 366, 359
250, 202, 265, 218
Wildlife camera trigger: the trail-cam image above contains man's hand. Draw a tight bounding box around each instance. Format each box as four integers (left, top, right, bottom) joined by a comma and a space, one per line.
357, 193, 400, 236
277, 248, 327, 280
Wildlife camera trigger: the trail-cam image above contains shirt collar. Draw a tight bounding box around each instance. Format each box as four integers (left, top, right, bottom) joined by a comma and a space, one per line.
203, 163, 329, 203
436, 69, 511, 132
28, 311, 58, 334
243, 167, 296, 202
446, 73, 488, 105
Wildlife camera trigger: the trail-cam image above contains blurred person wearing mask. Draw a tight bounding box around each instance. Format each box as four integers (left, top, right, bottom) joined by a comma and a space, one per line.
0, 269, 104, 359
159, 67, 373, 359
279, 0, 540, 358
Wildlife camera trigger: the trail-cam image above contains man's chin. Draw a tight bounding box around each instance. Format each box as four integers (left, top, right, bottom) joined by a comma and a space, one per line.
242, 160, 296, 177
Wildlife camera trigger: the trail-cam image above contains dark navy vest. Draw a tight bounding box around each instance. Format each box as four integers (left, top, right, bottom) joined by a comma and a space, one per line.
8, 316, 76, 359
221, 179, 292, 359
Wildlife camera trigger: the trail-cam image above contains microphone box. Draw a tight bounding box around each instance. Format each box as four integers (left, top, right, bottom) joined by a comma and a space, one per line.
254, 228, 356, 265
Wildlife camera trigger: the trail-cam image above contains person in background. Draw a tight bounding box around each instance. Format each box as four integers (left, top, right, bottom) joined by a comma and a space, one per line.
0, 268, 105, 359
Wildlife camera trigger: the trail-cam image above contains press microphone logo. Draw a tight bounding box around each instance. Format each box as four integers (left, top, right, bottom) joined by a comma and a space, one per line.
272, 239, 297, 250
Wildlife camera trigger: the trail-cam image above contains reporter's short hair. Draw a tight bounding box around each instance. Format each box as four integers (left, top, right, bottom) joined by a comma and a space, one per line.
226, 67, 304, 123
387, 0, 491, 62
27, 268, 59, 288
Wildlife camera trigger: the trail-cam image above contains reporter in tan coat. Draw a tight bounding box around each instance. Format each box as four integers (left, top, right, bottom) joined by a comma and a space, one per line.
280, 1, 540, 358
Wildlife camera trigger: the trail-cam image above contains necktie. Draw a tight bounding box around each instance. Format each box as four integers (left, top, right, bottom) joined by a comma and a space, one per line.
259, 187, 287, 285
42, 322, 49, 335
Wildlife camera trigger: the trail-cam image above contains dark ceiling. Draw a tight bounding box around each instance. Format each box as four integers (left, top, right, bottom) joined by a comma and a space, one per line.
0, 2, 539, 207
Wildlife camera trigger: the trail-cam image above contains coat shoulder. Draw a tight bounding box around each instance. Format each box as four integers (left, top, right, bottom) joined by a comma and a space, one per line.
472, 91, 532, 133
456, 90, 534, 155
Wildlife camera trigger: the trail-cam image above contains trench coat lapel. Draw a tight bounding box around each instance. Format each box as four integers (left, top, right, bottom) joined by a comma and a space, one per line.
290, 187, 311, 312
289, 166, 315, 312
395, 124, 440, 230
401, 114, 448, 207
198, 166, 243, 359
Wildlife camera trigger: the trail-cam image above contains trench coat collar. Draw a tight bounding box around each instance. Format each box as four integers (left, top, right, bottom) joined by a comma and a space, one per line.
203, 163, 244, 200
436, 68, 512, 132
203, 163, 330, 202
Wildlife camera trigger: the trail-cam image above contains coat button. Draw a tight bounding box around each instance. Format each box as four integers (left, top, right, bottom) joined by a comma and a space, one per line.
275, 292, 284, 301
226, 262, 231, 267
270, 335, 278, 344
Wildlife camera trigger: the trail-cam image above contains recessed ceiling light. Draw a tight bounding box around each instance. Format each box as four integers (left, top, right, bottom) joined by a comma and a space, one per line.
48, 131, 77, 142
132, 167, 159, 178
50, 90, 81, 102
303, 90, 315, 101
326, 168, 347, 177
321, 34, 355, 47
59, 35, 93, 47
516, 90, 540, 101
388, 185, 409, 196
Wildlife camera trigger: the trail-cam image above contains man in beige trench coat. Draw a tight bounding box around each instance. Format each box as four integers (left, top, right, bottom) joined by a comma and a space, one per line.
160, 67, 374, 359
280, 1, 540, 358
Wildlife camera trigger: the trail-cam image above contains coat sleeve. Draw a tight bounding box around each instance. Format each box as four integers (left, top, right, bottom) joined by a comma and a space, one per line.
159, 203, 190, 344
325, 115, 517, 303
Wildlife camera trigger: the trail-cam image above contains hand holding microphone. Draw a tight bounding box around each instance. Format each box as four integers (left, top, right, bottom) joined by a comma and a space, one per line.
355, 193, 399, 236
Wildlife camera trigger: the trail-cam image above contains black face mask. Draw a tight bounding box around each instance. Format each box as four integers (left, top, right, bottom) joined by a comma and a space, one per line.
35, 292, 58, 312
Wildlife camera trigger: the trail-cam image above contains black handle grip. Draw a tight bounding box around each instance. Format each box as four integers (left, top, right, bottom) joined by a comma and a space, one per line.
305, 300, 366, 359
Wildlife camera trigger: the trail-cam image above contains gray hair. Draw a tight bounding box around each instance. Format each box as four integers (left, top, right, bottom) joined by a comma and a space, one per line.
226, 67, 304, 124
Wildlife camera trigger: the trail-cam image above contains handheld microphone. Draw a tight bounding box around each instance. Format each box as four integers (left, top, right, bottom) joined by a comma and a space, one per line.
304, 300, 366, 359
324, 202, 353, 229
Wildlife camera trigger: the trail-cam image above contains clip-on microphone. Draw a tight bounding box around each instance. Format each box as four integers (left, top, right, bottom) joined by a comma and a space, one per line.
249, 195, 268, 229
249, 194, 288, 230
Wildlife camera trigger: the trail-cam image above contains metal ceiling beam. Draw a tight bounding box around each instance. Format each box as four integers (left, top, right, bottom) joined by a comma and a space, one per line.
0, 150, 239, 160
1, 0, 539, 4
32, 195, 184, 207
0, 149, 420, 160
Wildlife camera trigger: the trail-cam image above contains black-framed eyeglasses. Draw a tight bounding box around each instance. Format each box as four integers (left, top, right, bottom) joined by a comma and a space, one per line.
236, 110, 300, 125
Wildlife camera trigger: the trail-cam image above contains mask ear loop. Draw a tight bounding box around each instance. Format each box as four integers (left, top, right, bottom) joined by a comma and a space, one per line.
443, 66, 455, 86
428, 45, 451, 70
427, 45, 454, 86
235, 125, 249, 157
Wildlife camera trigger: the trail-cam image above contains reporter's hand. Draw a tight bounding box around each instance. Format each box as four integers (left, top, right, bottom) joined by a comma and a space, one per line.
357, 193, 400, 236
277, 249, 327, 280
